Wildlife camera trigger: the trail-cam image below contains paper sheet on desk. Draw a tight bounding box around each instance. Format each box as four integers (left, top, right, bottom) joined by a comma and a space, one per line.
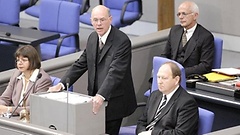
212, 68, 240, 76
39, 92, 92, 104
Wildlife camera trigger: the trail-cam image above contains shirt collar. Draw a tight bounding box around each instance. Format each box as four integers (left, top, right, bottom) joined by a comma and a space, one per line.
184, 23, 197, 37
99, 26, 111, 44
17, 69, 40, 82
165, 85, 179, 103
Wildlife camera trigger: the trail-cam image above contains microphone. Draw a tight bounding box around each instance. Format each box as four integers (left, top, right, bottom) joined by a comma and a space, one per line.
9, 73, 42, 118
66, 78, 70, 92
65, 78, 70, 132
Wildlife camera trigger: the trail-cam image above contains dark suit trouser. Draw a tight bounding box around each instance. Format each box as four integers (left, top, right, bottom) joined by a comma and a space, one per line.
106, 118, 122, 135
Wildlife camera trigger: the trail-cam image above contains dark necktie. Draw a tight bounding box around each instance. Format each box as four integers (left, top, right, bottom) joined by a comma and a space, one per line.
182, 30, 187, 47
99, 38, 104, 50
146, 95, 167, 130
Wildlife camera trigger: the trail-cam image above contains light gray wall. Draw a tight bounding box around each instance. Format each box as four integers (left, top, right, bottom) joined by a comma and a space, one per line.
175, 0, 240, 52
175, 0, 240, 36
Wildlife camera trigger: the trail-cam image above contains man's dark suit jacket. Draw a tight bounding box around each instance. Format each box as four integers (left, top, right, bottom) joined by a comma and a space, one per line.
136, 86, 199, 135
61, 26, 137, 121
161, 24, 214, 76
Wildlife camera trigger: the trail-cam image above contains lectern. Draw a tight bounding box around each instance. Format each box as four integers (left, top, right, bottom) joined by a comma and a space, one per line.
30, 91, 106, 135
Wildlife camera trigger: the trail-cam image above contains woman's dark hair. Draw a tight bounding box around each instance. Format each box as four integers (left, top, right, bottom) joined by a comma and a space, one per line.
15, 45, 41, 70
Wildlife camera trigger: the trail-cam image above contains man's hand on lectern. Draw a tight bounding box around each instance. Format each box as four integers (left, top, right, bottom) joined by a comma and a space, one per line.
92, 95, 104, 115
47, 83, 62, 92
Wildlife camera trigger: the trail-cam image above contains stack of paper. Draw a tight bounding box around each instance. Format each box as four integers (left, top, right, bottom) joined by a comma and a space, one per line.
212, 68, 240, 76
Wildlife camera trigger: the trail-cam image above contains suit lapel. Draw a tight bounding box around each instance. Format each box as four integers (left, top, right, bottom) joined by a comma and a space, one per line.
98, 27, 114, 63
183, 24, 200, 62
92, 36, 98, 65
172, 29, 184, 59
149, 94, 163, 121
98, 42, 112, 63
14, 78, 23, 104
157, 87, 182, 121
25, 81, 35, 98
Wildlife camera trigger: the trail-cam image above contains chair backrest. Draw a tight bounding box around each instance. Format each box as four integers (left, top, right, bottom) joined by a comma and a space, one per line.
50, 76, 73, 92
213, 37, 223, 69
25, 0, 89, 18
39, 0, 80, 34
151, 56, 186, 92
39, 0, 80, 48
79, 0, 142, 28
198, 107, 215, 135
0, 0, 20, 25
104, 0, 143, 28
72, 0, 90, 15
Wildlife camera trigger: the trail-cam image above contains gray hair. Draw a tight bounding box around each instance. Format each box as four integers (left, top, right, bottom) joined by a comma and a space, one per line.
190, 2, 199, 14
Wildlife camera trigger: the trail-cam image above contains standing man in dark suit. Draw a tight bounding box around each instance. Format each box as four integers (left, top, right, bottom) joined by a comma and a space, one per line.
136, 62, 198, 135
161, 1, 214, 77
48, 5, 137, 135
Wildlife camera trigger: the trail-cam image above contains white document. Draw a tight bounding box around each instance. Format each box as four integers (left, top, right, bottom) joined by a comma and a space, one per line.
212, 68, 240, 76
39, 92, 92, 104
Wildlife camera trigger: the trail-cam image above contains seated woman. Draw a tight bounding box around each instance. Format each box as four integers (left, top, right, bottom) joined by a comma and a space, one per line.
0, 45, 52, 116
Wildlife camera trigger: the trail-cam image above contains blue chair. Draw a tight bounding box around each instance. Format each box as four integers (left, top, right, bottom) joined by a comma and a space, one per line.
0, 0, 19, 26
80, 0, 143, 29
144, 56, 186, 97
213, 37, 223, 69
39, 0, 80, 60
0, 0, 20, 46
198, 107, 215, 135
50, 76, 73, 91
119, 107, 214, 135
25, 0, 90, 18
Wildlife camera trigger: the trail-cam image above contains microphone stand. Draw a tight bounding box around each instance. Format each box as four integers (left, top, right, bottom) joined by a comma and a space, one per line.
66, 78, 70, 133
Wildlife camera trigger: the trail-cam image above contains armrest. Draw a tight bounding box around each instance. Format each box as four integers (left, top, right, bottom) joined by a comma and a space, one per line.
69, 0, 90, 15
29, 0, 39, 6
120, 0, 143, 24
55, 33, 80, 57
80, 0, 90, 15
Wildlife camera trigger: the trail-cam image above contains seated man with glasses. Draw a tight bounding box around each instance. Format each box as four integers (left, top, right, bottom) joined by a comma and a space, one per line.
161, 1, 214, 77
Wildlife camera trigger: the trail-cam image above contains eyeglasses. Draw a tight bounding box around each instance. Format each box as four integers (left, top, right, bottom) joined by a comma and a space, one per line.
91, 17, 108, 24
16, 58, 29, 63
177, 12, 193, 17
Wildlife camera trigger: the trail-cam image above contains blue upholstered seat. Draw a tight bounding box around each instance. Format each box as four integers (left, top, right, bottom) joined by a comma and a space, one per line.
39, 0, 80, 60
144, 56, 186, 97
0, 0, 19, 25
0, 0, 20, 48
50, 76, 73, 92
25, 0, 89, 18
213, 37, 223, 69
80, 0, 143, 29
